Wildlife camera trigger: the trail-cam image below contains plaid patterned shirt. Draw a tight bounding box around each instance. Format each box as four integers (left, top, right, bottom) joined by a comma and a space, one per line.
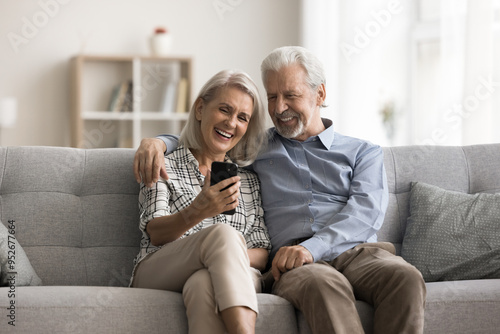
132, 145, 271, 268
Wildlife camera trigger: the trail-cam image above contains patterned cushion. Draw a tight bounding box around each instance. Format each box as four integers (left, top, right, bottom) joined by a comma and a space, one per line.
401, 182, 500, 282
0, 220, 42, 286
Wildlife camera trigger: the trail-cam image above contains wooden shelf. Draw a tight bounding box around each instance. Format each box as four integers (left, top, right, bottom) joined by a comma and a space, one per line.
71, 55, 192, 148
81, 111, 189, 121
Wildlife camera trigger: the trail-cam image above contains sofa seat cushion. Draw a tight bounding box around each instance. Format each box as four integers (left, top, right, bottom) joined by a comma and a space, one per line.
424, 279, 500, 333
297, 300, 375, 334
402, 182, 500, 282
0, 286, 188, 333
0, 286, 298, 334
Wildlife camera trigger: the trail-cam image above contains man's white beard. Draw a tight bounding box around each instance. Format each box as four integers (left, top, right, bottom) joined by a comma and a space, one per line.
274, 112, 305, 139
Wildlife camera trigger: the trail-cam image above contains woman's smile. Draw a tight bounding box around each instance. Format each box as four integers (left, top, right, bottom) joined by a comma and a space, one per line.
214, 128, 234, 140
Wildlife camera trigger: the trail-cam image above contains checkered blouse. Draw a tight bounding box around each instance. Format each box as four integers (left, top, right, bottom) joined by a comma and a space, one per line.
132, 145, 271, 269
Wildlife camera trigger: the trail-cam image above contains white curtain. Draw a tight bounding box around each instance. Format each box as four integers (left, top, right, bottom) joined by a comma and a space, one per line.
299, 0, 413, 146
461, 0, 498, 144
437, 0, 467, 145
300, 0, 500, 146
439, 0, 497, 145
299, 0, 340, 127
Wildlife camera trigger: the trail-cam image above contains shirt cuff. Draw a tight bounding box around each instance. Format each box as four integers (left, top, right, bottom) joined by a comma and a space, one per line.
155, 134, 179, 154
300, 237, 330, 263
156, 136, 169, 153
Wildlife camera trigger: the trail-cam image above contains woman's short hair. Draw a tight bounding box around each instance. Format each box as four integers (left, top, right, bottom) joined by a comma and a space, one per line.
260, 46, 327, 108
179, 69, 267, 166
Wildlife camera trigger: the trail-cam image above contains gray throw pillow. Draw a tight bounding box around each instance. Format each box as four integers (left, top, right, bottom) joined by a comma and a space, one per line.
401, 182, 500, 282
0, 220, 42, 286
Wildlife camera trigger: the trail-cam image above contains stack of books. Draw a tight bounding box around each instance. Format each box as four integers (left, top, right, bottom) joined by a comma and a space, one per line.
106, 60, 189, 113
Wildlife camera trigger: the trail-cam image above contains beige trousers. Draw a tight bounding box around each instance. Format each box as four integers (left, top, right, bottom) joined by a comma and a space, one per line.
132, 224, 260, 334
272, 242, 426, 334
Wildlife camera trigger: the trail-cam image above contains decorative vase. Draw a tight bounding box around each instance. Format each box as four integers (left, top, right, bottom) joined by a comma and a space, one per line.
150, 28, 172, 56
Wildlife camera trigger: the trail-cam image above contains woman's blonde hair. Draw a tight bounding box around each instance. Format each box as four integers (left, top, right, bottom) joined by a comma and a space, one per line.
179, 69, 267, 166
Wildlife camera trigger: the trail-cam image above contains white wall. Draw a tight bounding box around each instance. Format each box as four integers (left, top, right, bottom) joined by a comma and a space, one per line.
0, 0, 300, 147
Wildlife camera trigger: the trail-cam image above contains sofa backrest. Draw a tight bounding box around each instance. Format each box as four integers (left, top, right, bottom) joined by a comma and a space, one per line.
0, 146, 140, 287
379, 143, 500, 253
2, 144, 500, 286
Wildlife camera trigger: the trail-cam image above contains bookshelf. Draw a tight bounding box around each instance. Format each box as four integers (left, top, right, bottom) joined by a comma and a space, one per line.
70, 55, 192, 148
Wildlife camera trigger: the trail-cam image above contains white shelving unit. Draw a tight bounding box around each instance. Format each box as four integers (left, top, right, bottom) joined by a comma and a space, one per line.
71, 55, 192, 148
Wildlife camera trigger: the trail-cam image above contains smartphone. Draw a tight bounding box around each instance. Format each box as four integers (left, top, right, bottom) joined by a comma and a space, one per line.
210, 161, 238, 215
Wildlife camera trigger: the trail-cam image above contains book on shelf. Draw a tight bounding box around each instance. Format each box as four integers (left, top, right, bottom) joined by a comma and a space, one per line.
108, 80, 133, 112
176, 77, 189, 113
121, 81, 133, 112
159, 61, 181, 114
107, 84, 121, 111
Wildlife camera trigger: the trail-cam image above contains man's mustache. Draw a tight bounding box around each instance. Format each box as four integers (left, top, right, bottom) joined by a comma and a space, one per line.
274, 111, 299, 120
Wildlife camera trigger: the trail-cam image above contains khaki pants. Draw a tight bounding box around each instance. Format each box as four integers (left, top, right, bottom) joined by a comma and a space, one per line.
271, 242, 426, 334
132, 224, 260, 334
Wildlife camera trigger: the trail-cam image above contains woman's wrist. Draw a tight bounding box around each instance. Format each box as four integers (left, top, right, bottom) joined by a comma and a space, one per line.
182, 203, 207, 226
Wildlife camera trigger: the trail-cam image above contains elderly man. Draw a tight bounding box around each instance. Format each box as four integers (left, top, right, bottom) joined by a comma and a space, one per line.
134, 46, 426, 334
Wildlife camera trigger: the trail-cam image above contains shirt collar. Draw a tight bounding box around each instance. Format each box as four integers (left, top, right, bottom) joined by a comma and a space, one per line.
317, 118, 335, 149
273, 118, 334, 149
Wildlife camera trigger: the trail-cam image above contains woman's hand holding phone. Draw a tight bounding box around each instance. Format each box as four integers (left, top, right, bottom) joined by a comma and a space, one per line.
210, 162, 239, 215
190, 164, 240, 218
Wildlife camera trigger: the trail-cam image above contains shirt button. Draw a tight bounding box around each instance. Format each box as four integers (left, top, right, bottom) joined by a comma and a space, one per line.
269, 160, 273, 165
309, 218, 314, 223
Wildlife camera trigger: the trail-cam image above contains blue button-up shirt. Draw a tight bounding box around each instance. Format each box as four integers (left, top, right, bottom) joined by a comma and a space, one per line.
250, 119, 388, 262
159, 118, 388, 262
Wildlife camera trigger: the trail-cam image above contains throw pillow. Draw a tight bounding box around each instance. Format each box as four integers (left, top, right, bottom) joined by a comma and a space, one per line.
401, 182, 500, 282
0, 220, 42, 286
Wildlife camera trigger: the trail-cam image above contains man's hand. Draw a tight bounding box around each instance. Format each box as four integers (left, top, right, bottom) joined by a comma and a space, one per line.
133, 138, 168, 187
271, 245, 314, 281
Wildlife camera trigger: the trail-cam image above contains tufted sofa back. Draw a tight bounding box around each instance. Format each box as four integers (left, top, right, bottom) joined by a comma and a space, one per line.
379, 144, 500, 253
2, 144, 500, 286
0, 146, 140, 287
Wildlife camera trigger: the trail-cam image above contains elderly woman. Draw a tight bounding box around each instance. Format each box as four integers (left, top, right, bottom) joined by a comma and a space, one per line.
130, 70, 271, 334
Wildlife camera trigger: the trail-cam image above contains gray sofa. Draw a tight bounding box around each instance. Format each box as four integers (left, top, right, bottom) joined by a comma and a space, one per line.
0, 144, 499, 333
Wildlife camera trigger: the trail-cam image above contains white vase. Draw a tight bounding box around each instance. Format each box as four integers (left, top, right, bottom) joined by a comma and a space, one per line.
150, 34, 173, 56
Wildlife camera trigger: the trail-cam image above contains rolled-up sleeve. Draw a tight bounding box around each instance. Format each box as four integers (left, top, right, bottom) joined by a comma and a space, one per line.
138, 178, 170, 232
246, 198, 272, 251
239, 171, 272, 251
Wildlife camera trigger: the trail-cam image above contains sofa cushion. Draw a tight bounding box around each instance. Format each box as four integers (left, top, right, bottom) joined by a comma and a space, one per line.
424, 279, 500, 333
0, 147, 141, 286
0, 286, 299, 334
0, 220, 42, 286
401, 182, 500, 282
